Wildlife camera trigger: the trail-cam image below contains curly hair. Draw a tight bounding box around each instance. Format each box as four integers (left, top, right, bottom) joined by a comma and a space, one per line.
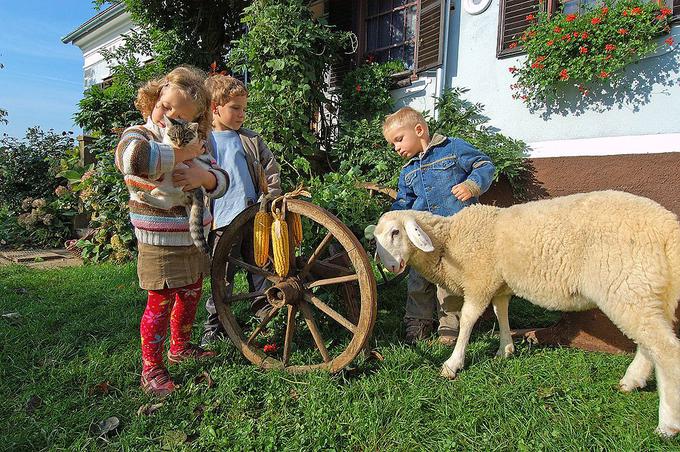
205, 74, 248, 106
135, 66, 212, 139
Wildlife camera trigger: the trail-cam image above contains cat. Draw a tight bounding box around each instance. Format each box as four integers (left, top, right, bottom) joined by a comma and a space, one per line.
136, 116, 211, 254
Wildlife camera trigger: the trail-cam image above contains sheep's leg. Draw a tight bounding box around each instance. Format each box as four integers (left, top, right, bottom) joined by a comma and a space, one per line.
600, 302, 680, 437
619, 346, 653, 392
648, 333, 680, 437
492, 294, 514, 358
441, 297, 489, 379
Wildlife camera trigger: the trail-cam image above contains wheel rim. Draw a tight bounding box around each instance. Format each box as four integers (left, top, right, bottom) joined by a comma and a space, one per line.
211, 199, 377, 373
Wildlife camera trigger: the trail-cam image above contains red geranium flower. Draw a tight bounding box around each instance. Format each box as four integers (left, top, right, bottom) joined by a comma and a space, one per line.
526, 14, 536, 21
666, 37, 675, 46
581, 32, 589, 39
591, 17, 602, 25
599, 71, 609, 78
660, 7, 672, 15
573, 32, 580, 38
547, 40, 554, 46
559, 69, 569, 81
605, 43, 616, 52
509, 41, 518, 49
508, 66, 518, 73
566, 14, 577, 21
601, 6, 609, 14
617, 28, 628, 35
656, 14, 666, 20
356, 84, 361, 92
554, 26, 563, 33
263, 343, 278, 353
579, 46, 588, 54
562, 33, 572, 41
631, 7, 642, 15
536, 55, 546, 62
604, 54, 612, 60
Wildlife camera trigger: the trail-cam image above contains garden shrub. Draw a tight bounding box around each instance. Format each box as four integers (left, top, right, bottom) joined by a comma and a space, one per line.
229, 0, 352, 186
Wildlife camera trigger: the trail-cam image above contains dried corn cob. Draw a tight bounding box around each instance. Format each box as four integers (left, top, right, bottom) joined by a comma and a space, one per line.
271, 208, 290, 277
253, 202, 272, 267
289, 212, 303, 247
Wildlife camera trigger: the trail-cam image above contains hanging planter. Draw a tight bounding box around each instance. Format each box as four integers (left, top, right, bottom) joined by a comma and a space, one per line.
508, 0, 675, 108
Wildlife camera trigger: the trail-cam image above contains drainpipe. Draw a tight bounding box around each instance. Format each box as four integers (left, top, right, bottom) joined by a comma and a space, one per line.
434, 0, 452, 120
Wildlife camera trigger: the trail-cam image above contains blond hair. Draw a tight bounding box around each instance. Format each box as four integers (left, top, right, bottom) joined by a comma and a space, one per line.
134, 65, 212, 139
382, 106, 429, 135
205, 74, 248, 106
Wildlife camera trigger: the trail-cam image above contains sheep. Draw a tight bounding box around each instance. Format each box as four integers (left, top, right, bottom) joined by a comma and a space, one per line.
373, 190, 680, 437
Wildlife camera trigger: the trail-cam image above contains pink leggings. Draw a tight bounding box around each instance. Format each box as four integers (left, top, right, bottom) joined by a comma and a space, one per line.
140, 278, 202, 372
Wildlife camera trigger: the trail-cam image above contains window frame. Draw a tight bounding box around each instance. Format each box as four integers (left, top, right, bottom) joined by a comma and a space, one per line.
357, 0, 420, 70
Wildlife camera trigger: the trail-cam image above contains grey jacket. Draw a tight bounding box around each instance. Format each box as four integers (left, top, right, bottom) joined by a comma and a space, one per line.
237, 127, 282, 198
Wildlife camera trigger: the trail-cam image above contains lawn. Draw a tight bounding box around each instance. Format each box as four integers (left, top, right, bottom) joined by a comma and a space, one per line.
1, 263, 676, 450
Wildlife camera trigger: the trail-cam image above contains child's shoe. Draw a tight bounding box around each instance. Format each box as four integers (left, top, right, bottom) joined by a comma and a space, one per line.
167, 344, 216, 364
141, 367, 176, 397
403, 317, 434, 344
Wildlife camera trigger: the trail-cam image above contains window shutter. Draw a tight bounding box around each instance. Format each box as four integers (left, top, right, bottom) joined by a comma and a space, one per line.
673, 0, 679, 22
328, 0, 356, 87
416, 0, 445, 73
497, 0, 541, 58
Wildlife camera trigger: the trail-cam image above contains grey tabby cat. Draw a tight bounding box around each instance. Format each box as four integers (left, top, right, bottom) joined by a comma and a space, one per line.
136, 116, 211, 254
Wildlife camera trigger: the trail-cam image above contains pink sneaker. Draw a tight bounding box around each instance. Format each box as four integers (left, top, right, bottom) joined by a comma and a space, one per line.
167, 344, 216, 365
141, 367, 176, 397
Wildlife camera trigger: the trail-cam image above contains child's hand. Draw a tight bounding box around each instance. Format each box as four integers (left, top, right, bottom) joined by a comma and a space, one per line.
172, 161, 216, 191
451, 183, 473, 202
174, 140, 205, 163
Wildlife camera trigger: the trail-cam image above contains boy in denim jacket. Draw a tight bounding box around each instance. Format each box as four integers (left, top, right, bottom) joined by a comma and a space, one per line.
383, 106, 495, 345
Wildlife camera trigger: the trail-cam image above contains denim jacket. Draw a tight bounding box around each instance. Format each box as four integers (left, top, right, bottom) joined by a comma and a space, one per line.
392, 134, 495, 216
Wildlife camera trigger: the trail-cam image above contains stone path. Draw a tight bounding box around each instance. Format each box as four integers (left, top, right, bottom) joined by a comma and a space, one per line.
0, 249, 83, 269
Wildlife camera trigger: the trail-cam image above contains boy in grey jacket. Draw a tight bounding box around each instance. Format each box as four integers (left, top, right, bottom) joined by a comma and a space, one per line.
201, 75, 282, 345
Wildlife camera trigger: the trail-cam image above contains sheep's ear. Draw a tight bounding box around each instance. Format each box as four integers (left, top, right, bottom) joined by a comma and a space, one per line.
404, 219, 434, 252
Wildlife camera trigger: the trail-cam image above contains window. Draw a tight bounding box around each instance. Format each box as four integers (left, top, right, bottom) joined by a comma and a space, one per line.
364, 0, 419, 69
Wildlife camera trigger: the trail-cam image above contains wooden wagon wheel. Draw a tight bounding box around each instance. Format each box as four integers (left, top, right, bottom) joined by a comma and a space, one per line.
211, 199, 377, 373
359, 182, 409, 288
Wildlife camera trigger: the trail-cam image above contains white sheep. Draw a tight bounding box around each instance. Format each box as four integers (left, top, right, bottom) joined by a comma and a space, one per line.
374, 190, 680, 437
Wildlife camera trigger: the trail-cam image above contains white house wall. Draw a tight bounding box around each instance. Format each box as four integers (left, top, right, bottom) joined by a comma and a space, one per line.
398, 1, 680, 156
72, 11, 144, 88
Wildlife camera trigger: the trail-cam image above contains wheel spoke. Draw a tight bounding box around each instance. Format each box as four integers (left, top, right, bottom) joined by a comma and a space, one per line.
315, 260, 354, 276
226, 290, 266, 303
227, 256, 281, 283
283, 305, 297, 366
299, 299, 331, 362
246, 306, 281, 345
306, 274, 359, 289
304, 292, 356, 334
300, 231, 334, 278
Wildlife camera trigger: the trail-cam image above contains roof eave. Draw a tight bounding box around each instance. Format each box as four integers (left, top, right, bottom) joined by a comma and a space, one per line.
61, 2, 126, 44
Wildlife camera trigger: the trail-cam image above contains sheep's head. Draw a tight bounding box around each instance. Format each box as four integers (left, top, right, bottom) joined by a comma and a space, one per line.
374, 211, 434, 274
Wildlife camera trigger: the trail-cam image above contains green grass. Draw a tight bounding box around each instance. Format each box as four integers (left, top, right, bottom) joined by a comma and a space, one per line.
1, 263, 677, 450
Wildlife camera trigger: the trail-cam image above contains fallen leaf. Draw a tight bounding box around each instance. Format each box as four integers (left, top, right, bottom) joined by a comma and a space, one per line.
194, 371, 213, 388
89, 416, 119, 437
25, 395, 42, 414
137, 403, 163, 416
88, 381, 112, 396
162, 430, 187, 449
369, 350, 384, 361
2, 312, 22, 324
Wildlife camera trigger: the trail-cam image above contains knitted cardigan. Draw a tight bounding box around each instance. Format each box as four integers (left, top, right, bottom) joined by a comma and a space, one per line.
115, 119, 229, 246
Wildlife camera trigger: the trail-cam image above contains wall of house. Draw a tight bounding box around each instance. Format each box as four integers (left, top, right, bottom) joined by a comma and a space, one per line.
445, 0, 680, 150
72, 11, 142, 88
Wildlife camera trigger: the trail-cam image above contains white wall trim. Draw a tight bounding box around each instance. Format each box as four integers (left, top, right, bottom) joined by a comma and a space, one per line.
528, 133, 680, 158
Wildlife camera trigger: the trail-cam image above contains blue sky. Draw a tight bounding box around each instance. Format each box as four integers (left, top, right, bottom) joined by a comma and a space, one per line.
0, 1, 100, 137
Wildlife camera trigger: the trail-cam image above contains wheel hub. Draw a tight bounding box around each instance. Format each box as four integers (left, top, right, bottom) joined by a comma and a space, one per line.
265, 277, 305, 309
